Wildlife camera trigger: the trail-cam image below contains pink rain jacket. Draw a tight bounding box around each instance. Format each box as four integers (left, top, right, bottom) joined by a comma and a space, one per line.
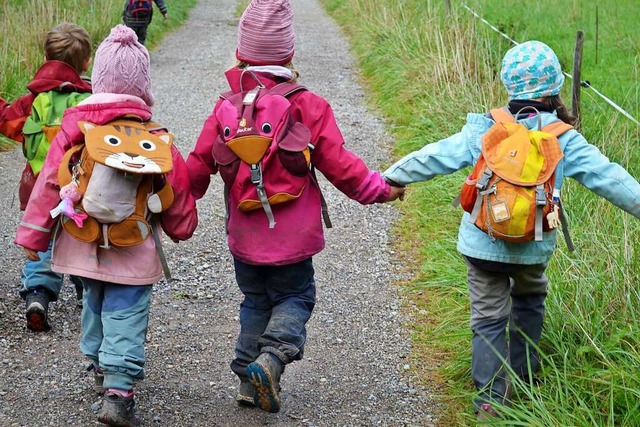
187, 68, 390, 266
15, 93, 198, 285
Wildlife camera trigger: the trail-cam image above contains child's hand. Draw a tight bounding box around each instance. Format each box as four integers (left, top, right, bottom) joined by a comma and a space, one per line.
386, 185, 405, 202
22, 247, 40, 261
162, 13, 169, 19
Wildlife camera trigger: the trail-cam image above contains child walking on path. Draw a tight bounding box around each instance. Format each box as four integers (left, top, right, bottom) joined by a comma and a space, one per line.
0, 22, 92, 331
382, 40, 640, 419
15, 25, 197, 426
122, 0, 168, 45
186, 0, 404, 414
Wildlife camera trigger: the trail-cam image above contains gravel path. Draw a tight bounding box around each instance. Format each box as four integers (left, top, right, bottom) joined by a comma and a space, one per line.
0, 0, 439, 425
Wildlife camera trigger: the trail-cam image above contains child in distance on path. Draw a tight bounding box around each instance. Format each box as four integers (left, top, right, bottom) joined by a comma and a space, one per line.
382, 40, 640, 419
15, 25, 197, 426
122, 0, 168, 45
186, 0, 404, 414
0, 22, 92, 331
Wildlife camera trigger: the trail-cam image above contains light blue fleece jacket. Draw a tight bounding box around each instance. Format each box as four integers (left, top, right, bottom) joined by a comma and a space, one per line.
383, 111, 640, 265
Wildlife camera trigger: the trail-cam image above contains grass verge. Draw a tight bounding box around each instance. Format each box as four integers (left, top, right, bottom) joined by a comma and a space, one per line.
320, 0, 640, 425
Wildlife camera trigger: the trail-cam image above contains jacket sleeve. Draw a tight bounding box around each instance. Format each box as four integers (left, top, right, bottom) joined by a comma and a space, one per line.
153, 0, 168, 14
160, 144, 198, 241
382, 122, 480, 186
186, 111, 219, 200
293, 92, 390, 204
562, 131, 640, 219
15, 128, 72, 251
0, 93, 35, 143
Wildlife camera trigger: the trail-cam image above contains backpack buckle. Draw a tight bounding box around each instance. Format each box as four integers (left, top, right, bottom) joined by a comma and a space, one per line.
476, 167, 493, 190
535, 185, 547, 206
249, 163, 262, 185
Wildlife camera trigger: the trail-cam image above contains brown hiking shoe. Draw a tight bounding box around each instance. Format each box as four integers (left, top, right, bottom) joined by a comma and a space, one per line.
97, 391, 139, 427
235, 379, 256, 407
246, 352, 283, 413
87, 363, 105, 395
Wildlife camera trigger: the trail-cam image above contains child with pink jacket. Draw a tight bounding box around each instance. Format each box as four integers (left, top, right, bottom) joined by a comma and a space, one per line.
15, 25, 197, 426
186, 0, 404, 414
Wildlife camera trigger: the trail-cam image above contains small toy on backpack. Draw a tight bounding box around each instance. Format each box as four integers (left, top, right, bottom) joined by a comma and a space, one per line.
50, 182, 88, 228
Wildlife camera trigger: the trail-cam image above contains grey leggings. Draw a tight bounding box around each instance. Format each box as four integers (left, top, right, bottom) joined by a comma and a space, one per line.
465, 258, 548, 411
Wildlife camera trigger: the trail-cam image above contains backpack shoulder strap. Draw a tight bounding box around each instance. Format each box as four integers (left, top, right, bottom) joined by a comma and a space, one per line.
540, 120, 573, 137
144, 120, 168, 133
540, 119, 574, 251
58, 144, 85, 187
489, 108, 515, 124
268, 83, 307, 98
219, 83, 307, 101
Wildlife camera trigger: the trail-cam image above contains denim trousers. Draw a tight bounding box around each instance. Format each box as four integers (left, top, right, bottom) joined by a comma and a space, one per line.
230, 257, 316, 379
80, 277, 152, 391
19, 240, 64, 301
465, 258, 548, 411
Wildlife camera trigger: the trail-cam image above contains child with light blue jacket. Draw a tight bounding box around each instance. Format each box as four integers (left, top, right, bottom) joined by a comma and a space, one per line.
382, 40, 640, 419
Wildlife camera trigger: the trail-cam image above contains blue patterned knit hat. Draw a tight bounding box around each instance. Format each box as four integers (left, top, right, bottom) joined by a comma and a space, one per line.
500, 41, 564, 100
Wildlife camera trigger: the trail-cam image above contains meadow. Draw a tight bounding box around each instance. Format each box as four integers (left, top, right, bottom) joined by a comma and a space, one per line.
320, 0, 640, 425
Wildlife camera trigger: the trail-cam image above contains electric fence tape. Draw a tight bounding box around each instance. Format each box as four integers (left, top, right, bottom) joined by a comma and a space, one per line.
461, 3, 640, 127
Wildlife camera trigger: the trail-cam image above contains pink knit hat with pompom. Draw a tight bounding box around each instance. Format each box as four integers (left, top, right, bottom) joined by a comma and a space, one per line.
236, 0, 295, 65
91, 25, 154, 106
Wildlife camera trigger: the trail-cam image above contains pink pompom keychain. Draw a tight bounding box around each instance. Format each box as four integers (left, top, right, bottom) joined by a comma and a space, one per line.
50, 182, 88, 228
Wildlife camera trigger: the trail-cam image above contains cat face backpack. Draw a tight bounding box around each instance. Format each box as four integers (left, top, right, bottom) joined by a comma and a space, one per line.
55, 117, 175, 249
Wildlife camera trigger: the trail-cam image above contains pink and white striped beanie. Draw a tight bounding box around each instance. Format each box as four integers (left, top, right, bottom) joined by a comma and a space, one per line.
236, 0, 295, 66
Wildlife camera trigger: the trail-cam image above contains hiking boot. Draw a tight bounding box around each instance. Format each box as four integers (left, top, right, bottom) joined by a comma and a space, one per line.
87, 363, 105, 395
97, 391, 139, 427
246, 352, 283, 413
70, 275, 84, 308
235, 379, 256, 407
25, 290, 51, 332
477, 403, 499, 422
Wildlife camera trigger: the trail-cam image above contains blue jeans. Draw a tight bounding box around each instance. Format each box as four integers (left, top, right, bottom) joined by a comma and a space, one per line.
230, 258, 316, 379
80, 278, 152, 391
20, 240, 64, 301
465, 258, 548, 411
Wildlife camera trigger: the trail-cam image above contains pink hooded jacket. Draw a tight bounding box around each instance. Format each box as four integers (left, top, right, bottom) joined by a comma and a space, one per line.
186, 68, 390, 266
15, 93, 198, 285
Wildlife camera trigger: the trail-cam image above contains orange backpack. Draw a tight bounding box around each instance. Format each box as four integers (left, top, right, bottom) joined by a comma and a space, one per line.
457, 108, 573, 244
57, 118, 174, 249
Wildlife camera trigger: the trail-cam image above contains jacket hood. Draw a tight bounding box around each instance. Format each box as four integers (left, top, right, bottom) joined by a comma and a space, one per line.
26, 60, 92, 95
224, 67, 286, 93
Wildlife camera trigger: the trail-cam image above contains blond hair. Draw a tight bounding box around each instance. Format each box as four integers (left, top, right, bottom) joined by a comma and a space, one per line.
44, 23, 91, 74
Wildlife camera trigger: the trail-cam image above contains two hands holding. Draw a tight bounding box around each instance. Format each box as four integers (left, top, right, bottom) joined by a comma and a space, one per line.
21, 177, 406, 260
385, 178, 406, 202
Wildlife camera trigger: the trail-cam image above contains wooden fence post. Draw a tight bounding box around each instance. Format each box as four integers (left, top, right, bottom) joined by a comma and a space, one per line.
572, 30, 584, 130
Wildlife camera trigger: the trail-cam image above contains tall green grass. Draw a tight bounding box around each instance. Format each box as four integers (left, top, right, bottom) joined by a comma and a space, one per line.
321, 0, 640, 425
0, 0, 197, 148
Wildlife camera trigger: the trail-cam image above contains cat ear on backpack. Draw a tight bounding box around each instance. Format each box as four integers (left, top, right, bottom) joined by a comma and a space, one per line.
78, 121, 96, 134
156, 132, 173, 146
